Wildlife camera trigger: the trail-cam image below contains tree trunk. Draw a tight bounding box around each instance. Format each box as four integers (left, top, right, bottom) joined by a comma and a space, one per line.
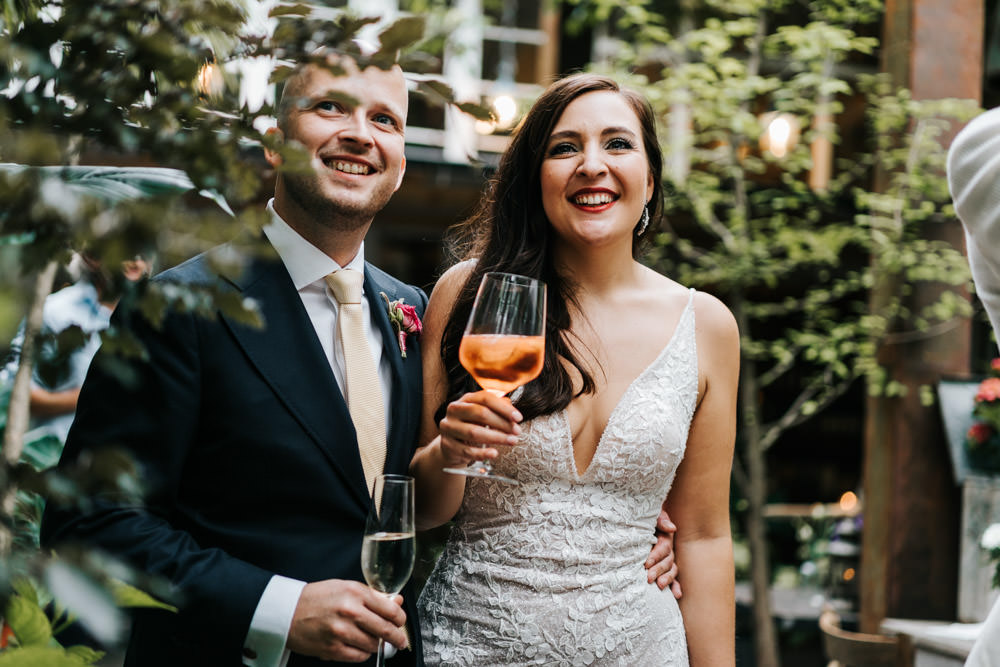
733, 299, 781, 667
0, 259, 60, 555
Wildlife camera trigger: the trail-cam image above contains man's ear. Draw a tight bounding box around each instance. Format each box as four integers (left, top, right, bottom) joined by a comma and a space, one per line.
394, 155, 407, 192
264, 126, 284, 168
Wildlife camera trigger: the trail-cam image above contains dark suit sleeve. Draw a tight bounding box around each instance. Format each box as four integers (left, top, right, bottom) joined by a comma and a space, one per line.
41, 297, 273, 654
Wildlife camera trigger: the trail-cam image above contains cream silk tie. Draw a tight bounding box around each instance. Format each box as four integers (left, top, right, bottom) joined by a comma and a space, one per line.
325, 269, 387, 496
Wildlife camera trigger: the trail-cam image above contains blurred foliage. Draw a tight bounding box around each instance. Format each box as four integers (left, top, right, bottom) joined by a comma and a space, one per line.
0, 0, 465, 658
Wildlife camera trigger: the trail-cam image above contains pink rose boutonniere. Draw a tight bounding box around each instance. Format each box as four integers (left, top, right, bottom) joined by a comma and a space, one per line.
381, 292, 422, 359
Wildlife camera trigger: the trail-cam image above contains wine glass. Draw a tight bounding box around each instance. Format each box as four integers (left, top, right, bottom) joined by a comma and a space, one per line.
442, 271, 547, 484
360, 474, 415, 667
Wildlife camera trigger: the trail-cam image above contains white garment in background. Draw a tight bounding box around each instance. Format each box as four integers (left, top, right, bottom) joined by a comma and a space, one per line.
946, 105, 1000, 667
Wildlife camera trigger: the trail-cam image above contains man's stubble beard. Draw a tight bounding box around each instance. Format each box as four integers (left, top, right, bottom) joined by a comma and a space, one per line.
282, 167, 397, 233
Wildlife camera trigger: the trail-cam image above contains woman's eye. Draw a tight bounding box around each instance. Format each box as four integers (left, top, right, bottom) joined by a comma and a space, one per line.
547, 142, 577, 156
607, 137, 635, 150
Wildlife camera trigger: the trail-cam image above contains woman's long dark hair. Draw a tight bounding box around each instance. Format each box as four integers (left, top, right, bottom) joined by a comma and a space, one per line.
436, 73, 665, 423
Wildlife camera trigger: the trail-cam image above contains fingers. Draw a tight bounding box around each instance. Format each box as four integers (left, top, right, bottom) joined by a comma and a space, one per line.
362, 593, 409, 649
446, 391, 522, 435
287, 580, 409, 661
656, 508, 677, 535
647, 509, 679, 593
652, 560, 679, 592
645, 532, 674, 567
438, 391, 523, 465
645, 537, 676, 583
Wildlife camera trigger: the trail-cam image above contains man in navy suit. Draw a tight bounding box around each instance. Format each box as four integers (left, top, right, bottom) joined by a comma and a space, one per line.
42, 51, 425, 666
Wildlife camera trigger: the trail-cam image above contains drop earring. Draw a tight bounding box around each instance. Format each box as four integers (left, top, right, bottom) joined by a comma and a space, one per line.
637, 205, 650, 235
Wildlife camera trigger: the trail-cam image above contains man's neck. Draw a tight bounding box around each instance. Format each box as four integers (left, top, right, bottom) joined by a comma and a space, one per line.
272, 197, 369, 267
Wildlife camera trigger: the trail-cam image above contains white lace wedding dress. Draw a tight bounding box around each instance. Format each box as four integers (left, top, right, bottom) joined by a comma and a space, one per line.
418, 289, 698, 667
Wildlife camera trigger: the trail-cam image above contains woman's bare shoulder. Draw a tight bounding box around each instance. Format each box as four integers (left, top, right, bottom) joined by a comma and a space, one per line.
692, 291, 737, 334
639, 267, 738, 346
424, 260, 477, 333
691, 290, 740, 369
430, 260, 476, 304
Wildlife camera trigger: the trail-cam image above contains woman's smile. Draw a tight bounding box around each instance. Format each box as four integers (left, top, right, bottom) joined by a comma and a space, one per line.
540, 90, 654, 249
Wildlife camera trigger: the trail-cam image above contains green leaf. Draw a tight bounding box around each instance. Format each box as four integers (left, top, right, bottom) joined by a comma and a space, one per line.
267, 3, 312, 18
108, 580, 178, 612
5, 594, 53, 647
11, 577, 40, 605
64, 645, 106, 664
455, 102, 495, 122
0, 647, 90, 666
415, 79, 455, 105
376, 15, 426, 52
0, 165, 231, 212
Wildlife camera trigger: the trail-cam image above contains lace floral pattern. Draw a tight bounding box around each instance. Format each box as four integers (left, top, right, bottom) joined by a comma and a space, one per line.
419, 290, 699, 666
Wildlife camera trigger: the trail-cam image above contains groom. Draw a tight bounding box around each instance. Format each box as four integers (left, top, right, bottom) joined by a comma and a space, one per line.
42, 52, 425, 666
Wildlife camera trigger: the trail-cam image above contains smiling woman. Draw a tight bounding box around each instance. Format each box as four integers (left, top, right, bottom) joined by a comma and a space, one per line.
540, 92, 656, 255
409, 73, 740, 666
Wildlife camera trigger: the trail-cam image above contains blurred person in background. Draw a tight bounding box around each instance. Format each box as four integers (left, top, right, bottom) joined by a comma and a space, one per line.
2, 253, 149, 446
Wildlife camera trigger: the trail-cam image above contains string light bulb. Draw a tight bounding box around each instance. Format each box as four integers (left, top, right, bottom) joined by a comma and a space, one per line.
759, 111, 800, 159
491, 94, 518, 129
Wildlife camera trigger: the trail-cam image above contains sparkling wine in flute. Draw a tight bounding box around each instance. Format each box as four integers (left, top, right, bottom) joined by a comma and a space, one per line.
361, 531, 416, 595
459, 334, 545, 395
443, 272, 547, 484
361, 474, 415, 667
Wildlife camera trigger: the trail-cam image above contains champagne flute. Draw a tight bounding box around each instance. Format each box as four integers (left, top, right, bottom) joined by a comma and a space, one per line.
443, 271, 547, 484
360, 474, 415, 667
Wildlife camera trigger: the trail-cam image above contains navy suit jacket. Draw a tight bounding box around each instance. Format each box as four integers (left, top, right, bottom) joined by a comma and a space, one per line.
41, 235, 428, 667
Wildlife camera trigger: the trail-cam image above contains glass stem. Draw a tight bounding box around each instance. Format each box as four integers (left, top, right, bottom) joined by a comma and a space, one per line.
376, 638, 386, 667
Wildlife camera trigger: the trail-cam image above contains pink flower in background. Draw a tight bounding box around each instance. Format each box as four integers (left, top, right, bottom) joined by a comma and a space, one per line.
976, 377, 1000, 403
381, 292, 422, 359
991, 358, 1000, 373
968, 422, 994, 444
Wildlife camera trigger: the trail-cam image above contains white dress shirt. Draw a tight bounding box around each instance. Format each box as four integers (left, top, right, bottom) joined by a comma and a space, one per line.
242, 200, 394, 667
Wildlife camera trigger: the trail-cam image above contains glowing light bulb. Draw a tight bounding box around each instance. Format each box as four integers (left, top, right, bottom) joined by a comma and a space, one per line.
839, 491, 858, 513
759, 112, 800, 159
197, 62, 224, 98
492, 94, 518, 128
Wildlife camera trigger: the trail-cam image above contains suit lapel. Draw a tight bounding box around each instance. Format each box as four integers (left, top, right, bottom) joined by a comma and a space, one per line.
218, 241, 372, 510
364, 266, 412, 474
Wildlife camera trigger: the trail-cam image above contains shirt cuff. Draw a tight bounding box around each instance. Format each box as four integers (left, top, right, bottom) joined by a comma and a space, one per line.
242, 575, 306, 667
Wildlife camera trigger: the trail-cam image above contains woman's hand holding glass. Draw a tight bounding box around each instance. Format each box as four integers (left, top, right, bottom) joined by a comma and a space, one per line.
437, 389, 524, 468
441, 272, 546, 483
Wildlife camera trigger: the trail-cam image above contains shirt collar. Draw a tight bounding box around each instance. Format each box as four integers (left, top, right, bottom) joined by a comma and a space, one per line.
262, 198, 366, 291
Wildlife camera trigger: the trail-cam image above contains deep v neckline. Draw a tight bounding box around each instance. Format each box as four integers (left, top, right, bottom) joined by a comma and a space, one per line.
560, 289, 695, 480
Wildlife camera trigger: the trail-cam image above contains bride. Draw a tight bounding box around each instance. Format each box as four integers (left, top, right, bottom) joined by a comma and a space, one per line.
409, 73, 738, 666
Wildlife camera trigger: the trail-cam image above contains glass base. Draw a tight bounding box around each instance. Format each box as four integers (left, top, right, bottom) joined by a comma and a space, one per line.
443, 461, 519, 485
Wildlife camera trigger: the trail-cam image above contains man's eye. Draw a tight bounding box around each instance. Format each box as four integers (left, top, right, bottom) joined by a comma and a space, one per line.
373, 113, 398, 127
316, 101, 340, 112
607, 137, 635, 150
